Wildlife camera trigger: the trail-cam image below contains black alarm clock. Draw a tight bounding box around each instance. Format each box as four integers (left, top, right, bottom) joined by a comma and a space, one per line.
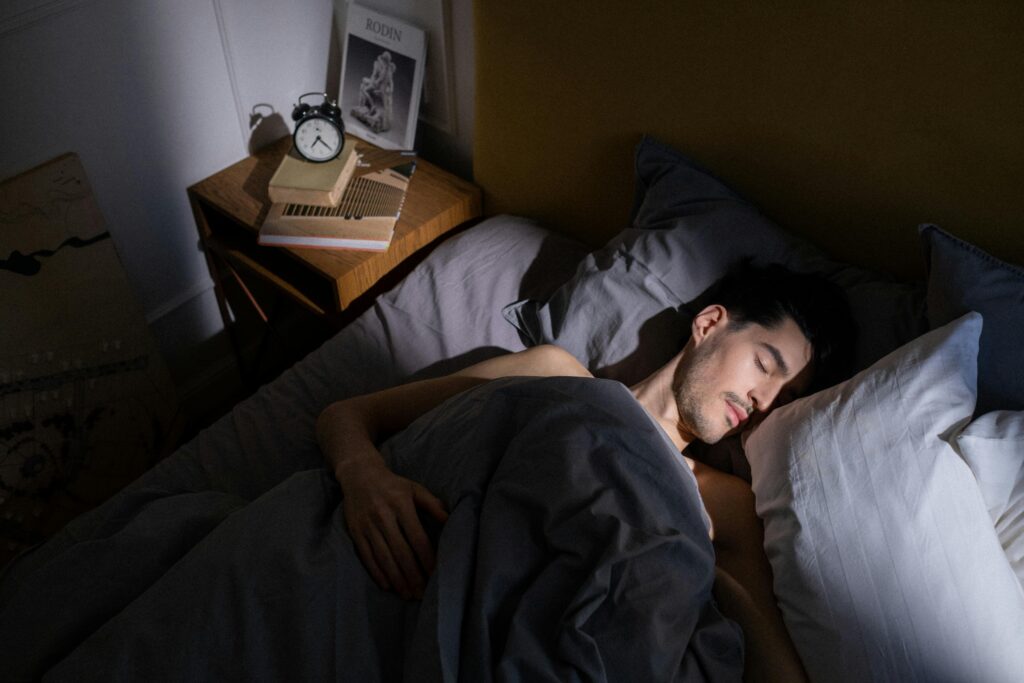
291, 92, 345, 163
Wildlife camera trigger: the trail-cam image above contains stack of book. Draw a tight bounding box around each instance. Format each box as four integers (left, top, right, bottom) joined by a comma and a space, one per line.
259, 142, 416, 252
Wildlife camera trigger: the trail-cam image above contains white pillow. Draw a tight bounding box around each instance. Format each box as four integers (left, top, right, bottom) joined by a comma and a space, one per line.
955, 411, 1024, 590
746, 313, 1024, 683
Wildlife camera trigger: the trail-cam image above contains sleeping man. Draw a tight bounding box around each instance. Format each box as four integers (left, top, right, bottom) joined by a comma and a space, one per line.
318, 262, 855, 682
0, 262, 853, 681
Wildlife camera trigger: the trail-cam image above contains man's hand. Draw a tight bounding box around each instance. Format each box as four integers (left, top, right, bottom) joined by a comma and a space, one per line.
338, 460, 449, 600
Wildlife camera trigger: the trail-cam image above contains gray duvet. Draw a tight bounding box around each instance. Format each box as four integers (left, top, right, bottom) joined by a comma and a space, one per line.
0, 376, 742, 681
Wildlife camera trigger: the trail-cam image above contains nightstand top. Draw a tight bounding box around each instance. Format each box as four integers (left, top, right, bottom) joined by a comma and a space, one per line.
188, 136, 482, 315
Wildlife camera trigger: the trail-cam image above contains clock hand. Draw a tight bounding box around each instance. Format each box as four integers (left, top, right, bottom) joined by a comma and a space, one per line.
313, 136, 331, 150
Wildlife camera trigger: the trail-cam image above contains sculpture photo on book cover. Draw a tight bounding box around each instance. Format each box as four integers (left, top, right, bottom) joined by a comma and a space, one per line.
339, 3, 426, 151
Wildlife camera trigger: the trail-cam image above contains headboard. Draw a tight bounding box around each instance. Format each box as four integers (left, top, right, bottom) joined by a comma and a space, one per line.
473, 2, 1024, 280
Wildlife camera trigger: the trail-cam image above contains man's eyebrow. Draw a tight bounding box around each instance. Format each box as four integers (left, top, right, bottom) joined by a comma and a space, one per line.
758, 342, 790, 375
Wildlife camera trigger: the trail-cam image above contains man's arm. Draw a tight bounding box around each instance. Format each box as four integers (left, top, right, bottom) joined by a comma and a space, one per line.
316, 345, 589, 598
692, 462, 808, 682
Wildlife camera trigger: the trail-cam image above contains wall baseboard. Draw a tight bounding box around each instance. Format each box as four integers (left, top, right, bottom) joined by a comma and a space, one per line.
145, 279, 215, 325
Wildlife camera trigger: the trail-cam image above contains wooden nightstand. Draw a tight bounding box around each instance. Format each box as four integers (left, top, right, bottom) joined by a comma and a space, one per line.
188, 136, 482, 382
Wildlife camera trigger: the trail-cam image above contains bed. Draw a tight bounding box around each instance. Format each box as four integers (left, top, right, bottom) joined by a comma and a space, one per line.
3, 2, 1024, 681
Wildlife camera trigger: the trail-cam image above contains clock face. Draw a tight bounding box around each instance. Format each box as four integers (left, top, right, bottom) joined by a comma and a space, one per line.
293, 117, 343, 162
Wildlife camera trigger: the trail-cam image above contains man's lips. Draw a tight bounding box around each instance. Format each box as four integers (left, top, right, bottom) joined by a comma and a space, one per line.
726, 399, 749, 428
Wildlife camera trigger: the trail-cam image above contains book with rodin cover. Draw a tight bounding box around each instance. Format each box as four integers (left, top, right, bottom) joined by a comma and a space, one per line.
258, 148, 416, 251
339, 3, 426, 151
267, 139, 358, 206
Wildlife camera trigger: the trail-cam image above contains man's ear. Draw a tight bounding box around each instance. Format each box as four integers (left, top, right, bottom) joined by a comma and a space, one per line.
691, 305, 728, 346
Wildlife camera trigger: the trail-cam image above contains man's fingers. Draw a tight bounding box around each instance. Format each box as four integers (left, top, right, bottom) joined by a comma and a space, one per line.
366, 525, 409, 597
379, 513, 425, 598
412, 483, 449, 523
398, 497, 436, 576
353, 532, 388, 591
342, 475, 446, 599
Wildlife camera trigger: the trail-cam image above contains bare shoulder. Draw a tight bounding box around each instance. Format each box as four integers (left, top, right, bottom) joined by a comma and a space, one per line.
519, 344, 591, 378
453, 344, 591, 381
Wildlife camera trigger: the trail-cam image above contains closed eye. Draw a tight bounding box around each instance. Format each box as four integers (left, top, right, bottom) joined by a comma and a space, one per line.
755, 357, 769, 374
757, 342, 790, 377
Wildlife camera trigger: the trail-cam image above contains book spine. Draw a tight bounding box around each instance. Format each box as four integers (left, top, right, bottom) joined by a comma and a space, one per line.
267, 184, 343, 207
257, 235, 389, 252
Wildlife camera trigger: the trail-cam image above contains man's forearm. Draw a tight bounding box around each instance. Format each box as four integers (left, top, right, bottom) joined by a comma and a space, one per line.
316, 345, 590, 483
316, 375, 487, 486
692, 462, 807, 681
712, 567, 807, 683
317, 399, 384, 487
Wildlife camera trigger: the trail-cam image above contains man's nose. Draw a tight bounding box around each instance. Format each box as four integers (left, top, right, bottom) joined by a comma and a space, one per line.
750, 382, 783, 413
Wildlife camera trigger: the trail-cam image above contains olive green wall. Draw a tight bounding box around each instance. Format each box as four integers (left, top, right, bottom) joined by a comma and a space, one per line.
475, 1, 1024, 279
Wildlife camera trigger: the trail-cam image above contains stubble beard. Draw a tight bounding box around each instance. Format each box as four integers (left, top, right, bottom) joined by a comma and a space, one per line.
672, 338, 725, 445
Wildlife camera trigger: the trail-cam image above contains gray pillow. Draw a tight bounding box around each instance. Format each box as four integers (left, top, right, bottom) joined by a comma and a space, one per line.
504, 136, 927, 388
921, 223, 1024, 414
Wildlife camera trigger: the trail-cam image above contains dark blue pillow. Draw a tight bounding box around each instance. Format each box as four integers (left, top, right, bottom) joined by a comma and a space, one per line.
921, 224, 1024, 413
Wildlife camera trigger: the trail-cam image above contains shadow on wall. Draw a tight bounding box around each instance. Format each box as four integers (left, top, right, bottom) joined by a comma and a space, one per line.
248, 104, 289, 154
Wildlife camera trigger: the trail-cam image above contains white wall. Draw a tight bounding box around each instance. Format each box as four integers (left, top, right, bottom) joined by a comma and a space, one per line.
0, 0, 242, 320
0, 0, 474, 401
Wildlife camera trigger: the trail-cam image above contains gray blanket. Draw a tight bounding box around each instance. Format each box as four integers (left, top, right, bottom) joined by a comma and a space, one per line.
0, 377, 742, 681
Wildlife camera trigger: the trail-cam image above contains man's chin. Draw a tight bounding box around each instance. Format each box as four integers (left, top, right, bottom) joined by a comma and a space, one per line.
696, 430, 729, 446
700, 422, 749, 445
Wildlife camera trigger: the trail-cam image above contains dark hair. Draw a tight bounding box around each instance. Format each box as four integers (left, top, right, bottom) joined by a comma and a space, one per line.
695, 260, 857, 392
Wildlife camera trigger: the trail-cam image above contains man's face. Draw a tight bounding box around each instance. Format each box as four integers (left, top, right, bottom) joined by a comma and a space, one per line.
673, 310, 813, 445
